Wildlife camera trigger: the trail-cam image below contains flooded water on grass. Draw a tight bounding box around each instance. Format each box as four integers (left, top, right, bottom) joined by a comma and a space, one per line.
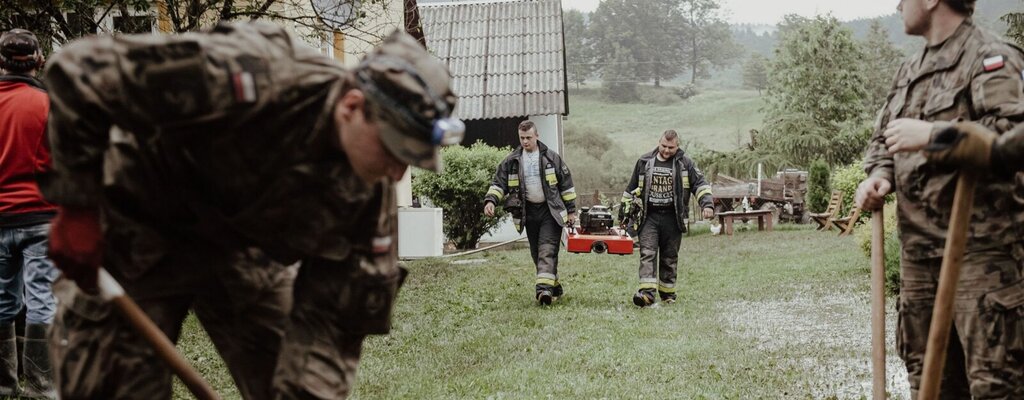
719, 287, 910, 399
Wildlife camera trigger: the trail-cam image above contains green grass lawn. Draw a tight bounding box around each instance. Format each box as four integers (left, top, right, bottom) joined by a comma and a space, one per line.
173, 226, 909, 399
565, 88, 765, 156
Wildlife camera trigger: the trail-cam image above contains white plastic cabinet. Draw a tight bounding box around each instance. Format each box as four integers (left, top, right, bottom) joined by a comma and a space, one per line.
397, 207, 444, 258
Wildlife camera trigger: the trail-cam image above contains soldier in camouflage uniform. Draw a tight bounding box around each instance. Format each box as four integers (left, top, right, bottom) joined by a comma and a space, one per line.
855, 0, 1024, 397
40, 23, 461, 399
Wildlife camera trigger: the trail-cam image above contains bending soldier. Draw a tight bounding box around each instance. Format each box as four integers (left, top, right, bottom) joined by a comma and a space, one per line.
41, 24, 461, 399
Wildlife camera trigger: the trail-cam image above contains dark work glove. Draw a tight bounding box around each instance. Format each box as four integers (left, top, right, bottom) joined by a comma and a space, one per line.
926, 121, 997, 170
48, 206, 102, 291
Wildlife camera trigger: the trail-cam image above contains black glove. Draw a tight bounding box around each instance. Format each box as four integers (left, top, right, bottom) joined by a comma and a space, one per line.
925, 121, 997, 170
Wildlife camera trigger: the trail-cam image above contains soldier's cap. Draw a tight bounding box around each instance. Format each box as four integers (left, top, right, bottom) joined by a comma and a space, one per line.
355, 30, 462, 172
0, 29, 41, 73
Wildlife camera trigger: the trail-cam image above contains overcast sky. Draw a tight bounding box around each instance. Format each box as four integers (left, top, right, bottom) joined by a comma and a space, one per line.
561, 0, 900, 25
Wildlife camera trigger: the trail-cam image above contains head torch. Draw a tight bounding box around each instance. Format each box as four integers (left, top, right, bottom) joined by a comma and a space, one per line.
356, 57, 464, 147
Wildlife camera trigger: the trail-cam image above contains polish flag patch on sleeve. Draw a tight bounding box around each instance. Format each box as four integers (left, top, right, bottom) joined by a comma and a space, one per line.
232, 72, 257, 103
983, 55, 1005, 72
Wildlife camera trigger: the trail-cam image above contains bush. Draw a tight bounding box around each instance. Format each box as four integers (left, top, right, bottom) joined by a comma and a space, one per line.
831, 163, 867, 216
563, 124, 633, 207
412, 142, 511, 250
807, 160, 830, 213
640, 86, 681, 106
604, 81, 640, 103
856, 202, 901, 295
673, 84, 699, 101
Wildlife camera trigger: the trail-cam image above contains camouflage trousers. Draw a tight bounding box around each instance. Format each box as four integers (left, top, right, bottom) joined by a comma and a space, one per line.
898, 245, 1024, 399
49, 242, 400, 400
525, 202, 562, 294
637, 209, 682, 299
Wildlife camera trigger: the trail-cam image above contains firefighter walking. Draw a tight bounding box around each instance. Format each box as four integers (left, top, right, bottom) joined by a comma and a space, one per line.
483, 120, 577, 305
621, 130, 713, 307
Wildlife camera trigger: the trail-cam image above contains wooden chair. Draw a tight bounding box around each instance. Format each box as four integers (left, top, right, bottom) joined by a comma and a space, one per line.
832, 207, 862, 237
809, 191, 843, 231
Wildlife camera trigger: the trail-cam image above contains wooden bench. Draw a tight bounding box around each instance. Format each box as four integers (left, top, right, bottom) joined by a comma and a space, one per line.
717, 210, 774, 236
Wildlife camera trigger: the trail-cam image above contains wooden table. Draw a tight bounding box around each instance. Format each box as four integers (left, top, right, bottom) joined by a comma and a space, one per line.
717, 210, 774, 236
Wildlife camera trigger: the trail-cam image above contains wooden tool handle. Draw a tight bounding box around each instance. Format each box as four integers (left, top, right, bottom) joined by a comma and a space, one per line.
918, 173, 977, 400
871, 210, 886, 399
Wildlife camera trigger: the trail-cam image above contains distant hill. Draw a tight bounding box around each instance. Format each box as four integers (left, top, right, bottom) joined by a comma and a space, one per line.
733, 0, 1020, 59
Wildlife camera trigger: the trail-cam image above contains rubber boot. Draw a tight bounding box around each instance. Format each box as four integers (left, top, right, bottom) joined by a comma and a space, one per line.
0, 322, 19, 396
20, 324, 55, 399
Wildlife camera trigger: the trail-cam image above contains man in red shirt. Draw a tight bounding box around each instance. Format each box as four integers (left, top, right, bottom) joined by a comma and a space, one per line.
0, 28, 57, 399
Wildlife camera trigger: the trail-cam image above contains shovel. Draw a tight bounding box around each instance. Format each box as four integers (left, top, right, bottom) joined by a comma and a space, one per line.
97, 268, 221, 400
871, 209, 886, 399
918, 172, 976, 400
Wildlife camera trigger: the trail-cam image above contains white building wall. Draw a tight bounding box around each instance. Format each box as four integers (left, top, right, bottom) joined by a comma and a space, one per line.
528, 114, 562, 156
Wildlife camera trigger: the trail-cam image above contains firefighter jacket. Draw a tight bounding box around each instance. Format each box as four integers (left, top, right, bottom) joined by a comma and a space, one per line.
621, 148, 713, 232
862, 19, 1024, 260
483, 141, 577, 232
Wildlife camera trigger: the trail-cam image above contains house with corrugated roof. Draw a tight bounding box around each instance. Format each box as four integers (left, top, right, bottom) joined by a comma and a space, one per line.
418, 0, 569, 154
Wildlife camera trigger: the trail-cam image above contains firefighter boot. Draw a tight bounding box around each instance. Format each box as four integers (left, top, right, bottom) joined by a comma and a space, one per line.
537, 290, 553, 306
0, 322, 18, 396
632, 290, 656, 307
660, 292, 677, 304
21, 324, 55, 399
551, 283, 564, 300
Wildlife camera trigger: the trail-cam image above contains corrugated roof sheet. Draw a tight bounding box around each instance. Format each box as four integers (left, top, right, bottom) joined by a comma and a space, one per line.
420, 0, 568, 120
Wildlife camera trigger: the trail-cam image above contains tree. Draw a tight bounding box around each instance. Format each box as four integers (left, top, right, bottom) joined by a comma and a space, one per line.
760, 14, 871, 167
676, 0, 740, 84
860, 20, 903, 112
1003, 1, 1024, 46
564, 9, 596, 88
587, 0, 686, 88
807, 160, 830, 213
0, 0, 393, 52
412, 142, 510, 250
741, 53, 768, 94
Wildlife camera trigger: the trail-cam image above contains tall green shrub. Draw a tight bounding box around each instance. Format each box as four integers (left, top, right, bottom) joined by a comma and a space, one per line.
807, 160, 830, 213
831, 163, 868, 216
412, 142, 511, 250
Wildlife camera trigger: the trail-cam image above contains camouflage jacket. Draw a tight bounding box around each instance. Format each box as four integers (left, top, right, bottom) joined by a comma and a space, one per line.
863, 20, 1024, 260
41, 22, 396, 277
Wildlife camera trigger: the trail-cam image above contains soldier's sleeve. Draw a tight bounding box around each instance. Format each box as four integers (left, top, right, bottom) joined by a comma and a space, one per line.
484, 158, 509, 206
863, 62, 906, 185
40, 37, 121, 207
962, 43, 1024, 134
555, 155, 577, 214
687, 158, 714, 210
863, 104, 896, 184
